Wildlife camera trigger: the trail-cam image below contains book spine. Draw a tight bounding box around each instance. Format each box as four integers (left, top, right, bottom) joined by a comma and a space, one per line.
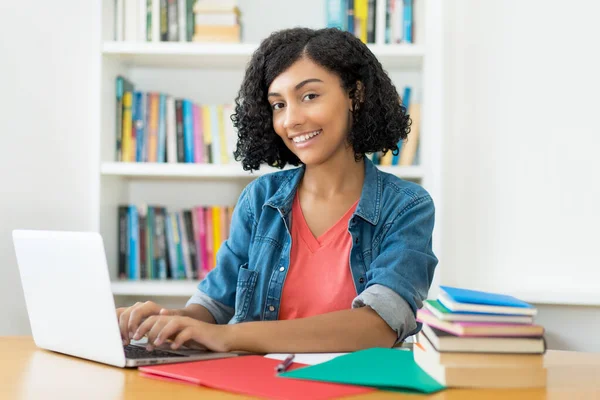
367, 0, 376, 43
197, 206, 207, 276
157, 94, 167, 162
160, 0, 168, 41
175, 99, 185, 162
115, 77, 124, 161
347, 0, 355, 35
184, 210, 198, 279
210, 106, 221, 164
134, 91, 145, 162
202, 106, 213, 163
167, 0, 179, 41
174, 212, 187, 278
182, 99, 194, 163
146, 206, 155, 279
178, 0, 186, 42
193, 104, 204, 163
128, 206, 139, 280
164, 211, 179, 279
118, 205, 128, 279
166, 96, 177, 163
138, 205, 147, 279
186, 0, 195, 41
403, 0, 412, 43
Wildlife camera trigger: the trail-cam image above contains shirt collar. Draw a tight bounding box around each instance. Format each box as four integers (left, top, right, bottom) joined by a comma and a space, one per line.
264, 157, 381, 225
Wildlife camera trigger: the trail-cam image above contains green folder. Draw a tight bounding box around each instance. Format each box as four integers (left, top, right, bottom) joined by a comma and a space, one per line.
279, 348, 445, 394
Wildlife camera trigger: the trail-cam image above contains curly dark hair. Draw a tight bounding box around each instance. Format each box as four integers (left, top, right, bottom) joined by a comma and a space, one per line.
232, 27, 411, 171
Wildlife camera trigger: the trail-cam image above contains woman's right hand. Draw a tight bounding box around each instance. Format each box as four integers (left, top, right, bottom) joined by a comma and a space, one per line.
116, 301, 184, 345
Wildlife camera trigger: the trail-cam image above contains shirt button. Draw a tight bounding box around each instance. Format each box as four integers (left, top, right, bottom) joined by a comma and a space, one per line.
269, 305, 275, 312
359, 277, 365, 284
279, 267, 285, 272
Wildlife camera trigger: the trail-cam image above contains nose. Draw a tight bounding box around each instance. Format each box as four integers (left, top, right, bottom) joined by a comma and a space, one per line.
282, 103, 305, 130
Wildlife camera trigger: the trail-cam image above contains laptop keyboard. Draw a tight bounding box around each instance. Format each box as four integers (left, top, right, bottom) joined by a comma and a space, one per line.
124, 344, 186, 359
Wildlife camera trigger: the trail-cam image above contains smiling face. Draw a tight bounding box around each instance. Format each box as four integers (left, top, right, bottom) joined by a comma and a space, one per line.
267, 57, 355, 167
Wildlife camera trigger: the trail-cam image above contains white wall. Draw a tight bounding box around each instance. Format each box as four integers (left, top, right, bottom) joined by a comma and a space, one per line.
442, 0, 600, 352
0, 1, 100, 335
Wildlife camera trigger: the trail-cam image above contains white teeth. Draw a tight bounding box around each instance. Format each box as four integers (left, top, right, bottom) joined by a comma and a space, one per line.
293, 130, 321, 143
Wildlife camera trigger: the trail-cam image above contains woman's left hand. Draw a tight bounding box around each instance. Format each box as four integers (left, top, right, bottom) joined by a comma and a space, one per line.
132, 315, 232, 352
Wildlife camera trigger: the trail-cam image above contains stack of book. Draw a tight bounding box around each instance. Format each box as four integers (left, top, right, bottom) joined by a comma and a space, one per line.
193, 0, 241, 43
415, 286, 547, 389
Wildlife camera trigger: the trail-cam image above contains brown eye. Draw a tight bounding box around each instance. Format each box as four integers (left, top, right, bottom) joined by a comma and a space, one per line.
303, 93, 319, 101
272, 102, 284, 110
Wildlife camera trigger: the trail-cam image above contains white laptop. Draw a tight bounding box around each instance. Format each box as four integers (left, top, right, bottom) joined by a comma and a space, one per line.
12, 229, 237, 368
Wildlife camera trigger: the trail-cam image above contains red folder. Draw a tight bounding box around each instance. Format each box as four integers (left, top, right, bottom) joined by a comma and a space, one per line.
139, 355, 375, 400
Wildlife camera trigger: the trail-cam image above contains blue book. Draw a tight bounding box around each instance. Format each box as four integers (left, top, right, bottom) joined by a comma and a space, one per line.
403, 0, 413, 43
133, 91, 145, 162
157, 94, 167, 163
439, 286, 537, 316
128, 206, 139, 280
182, 99, 194, 163
326, 0, 347, 30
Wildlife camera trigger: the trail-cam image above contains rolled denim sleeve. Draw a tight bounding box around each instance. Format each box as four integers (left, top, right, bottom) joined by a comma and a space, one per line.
353, 195, 437, 340
186, 183, 256, 325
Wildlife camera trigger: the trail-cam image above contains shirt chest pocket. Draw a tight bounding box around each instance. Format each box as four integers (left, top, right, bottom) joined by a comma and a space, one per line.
233, 264, 259, 322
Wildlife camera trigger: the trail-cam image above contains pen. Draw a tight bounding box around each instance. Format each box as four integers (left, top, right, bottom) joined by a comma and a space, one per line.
275, 354, 295, 373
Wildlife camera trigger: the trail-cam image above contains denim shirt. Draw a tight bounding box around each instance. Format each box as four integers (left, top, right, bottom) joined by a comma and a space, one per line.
187, 158, 438, 340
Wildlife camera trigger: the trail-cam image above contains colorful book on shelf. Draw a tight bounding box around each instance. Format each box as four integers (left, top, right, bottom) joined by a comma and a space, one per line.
421, 324, 546, 354
423, 300, 534, 324
438, 286, 537, 316
417, 309, 544, 337
193, 104, 205, 163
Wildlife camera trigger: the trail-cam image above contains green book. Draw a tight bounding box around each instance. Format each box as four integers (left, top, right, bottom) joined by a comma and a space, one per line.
424, 299, 534, 324
280, 348, 445, 394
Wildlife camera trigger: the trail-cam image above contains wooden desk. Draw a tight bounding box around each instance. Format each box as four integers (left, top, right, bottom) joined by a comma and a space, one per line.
1, 337, 599, 400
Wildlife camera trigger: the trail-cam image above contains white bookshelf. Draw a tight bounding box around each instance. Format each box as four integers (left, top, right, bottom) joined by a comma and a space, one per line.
102, 41, 425, 69
99, 0, 444, 298
100, 162, 425, 181
111, 280, 201, 297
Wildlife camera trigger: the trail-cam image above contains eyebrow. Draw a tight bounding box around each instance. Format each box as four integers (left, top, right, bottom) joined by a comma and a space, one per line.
267, 78, 324, 98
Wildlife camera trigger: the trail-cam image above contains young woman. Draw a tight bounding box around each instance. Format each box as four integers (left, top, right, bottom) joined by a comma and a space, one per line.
117, 27, 437, 354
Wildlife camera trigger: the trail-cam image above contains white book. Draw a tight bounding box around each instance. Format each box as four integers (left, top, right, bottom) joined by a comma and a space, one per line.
178, 0, 187, 41
138, 0, 147, 41
152, 0, 160, 42
166, 96, 177, 163
124, 0, 138, 42
115, 0, 124, 41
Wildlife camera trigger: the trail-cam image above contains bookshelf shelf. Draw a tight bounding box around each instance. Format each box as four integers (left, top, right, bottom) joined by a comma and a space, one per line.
111, 280, 200, 297
100, 162, 425, 180
102, 41, 425, 69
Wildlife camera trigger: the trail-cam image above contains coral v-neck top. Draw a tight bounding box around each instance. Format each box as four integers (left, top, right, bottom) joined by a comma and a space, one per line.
278, 193, 359, 320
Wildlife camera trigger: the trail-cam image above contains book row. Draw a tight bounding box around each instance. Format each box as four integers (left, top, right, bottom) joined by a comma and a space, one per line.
116, 76, 236, 164
326, 0, 416, 44
114, 0, 242, 43
117, 204, 234, 281
371, 86, 420, 166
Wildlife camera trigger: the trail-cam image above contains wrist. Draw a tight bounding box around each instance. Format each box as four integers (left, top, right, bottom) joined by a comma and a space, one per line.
223, 323, 240, 352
